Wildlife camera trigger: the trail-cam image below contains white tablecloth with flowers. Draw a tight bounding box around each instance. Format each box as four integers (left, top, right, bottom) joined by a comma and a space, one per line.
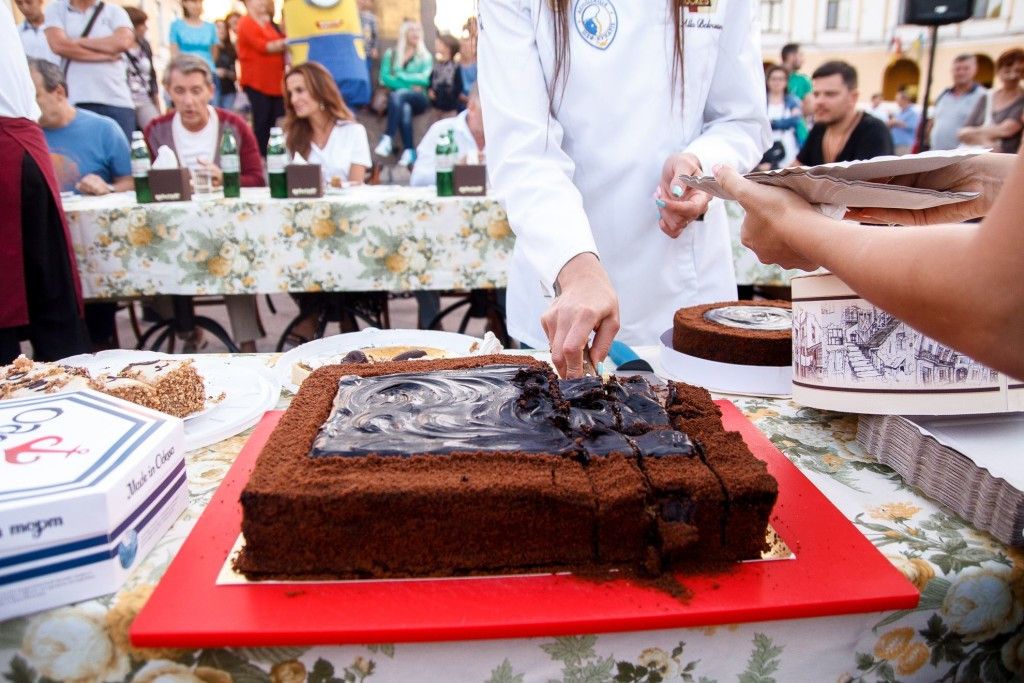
61, 186, 515, 299
1, 350, 1020, 683
61, 189, 790, 301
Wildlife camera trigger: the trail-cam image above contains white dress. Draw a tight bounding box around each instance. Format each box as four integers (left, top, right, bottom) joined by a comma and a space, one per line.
307, 120, 372, 184
479, 0, 770, 347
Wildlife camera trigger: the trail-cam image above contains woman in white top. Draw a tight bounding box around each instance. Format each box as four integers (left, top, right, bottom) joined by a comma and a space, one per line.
283, 61, 371, 187
762, 65, 802, 169
479, 0, 770, 377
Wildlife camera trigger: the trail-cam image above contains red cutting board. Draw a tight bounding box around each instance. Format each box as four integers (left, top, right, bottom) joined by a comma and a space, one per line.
131, 403, 919, 647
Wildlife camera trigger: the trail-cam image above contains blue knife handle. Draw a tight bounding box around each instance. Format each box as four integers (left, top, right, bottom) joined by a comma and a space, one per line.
608, 340, 640, 366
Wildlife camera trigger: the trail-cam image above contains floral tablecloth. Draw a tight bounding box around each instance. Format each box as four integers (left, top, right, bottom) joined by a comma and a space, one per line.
62, 187, 514, 299
1, 352, 1021, 683
62, 190, 790, 300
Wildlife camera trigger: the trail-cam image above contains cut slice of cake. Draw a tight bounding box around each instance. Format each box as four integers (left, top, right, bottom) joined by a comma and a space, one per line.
0, 355, 206, 418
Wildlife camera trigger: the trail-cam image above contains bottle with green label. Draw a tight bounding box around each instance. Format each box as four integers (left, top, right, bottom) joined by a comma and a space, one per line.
220, 127, 241, 198
130, 131, 152, 204
436, 130, 454, 197
267, 126, 288, 198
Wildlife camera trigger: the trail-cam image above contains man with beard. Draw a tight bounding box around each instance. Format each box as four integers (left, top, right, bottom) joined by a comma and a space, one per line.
796, 60, 893, 166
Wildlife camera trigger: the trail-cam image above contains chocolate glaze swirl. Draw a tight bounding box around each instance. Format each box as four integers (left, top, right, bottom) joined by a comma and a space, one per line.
311, 365, 695, 460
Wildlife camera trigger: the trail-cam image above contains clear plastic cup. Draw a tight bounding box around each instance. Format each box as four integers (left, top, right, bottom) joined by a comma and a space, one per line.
191, 166, 217, 200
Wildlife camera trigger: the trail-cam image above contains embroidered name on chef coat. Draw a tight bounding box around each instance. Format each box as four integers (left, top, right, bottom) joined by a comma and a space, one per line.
574, 0, 617, 50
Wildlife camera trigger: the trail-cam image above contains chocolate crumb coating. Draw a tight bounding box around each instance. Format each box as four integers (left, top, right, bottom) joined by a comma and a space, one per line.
235, 354, 777, 581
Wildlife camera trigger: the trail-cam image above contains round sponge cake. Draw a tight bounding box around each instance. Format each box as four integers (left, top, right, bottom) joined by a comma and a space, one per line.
672, 300, 792, 367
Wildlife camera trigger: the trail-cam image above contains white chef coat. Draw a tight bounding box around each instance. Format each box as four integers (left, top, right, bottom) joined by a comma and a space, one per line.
409, 111, 482, 187
479, 0, 770, 348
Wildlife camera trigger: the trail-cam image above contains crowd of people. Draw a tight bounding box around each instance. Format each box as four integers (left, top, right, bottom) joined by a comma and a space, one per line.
759, 42, 1024, 171
0, 0, 1020, 380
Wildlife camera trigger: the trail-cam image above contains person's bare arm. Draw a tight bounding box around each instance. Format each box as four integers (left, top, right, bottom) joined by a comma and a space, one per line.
958, 118, 1024, 145
45, 27, 120, 61
714, 154, 1024, 379
111, 175, 133, 192
78, 27, 133, 54
347, 164, 367, 184
541, 252, 619, 379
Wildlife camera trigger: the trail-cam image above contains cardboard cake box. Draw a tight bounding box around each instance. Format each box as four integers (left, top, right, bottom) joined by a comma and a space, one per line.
790, 272, 1023, 415
0, 390, 187, 620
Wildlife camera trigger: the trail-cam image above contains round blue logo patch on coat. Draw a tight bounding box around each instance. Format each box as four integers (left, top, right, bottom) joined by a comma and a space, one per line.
574, 0, 617, 50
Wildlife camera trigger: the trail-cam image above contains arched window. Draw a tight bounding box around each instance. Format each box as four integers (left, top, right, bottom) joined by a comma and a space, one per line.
882, 58, 920, 101
975, 53, 995, 88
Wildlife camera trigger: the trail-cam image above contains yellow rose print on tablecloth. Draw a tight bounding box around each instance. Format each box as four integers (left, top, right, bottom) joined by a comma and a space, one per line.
207, 256, 231, 277
486, 218, 512, 240
312, 218, 335, 239
270, 660, 307, 683
872, 627, 929, 676
337, 217, 351, 234
386, 253, 408, 273
869, 503, 922, 522
128, 225, 154, 247
885, 554, 936, 591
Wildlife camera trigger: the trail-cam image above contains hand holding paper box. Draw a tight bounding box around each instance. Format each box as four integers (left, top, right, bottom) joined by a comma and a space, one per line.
678, 149, 989, 216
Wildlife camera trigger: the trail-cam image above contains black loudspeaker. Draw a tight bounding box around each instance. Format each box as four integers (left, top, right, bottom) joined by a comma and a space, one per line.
903, 0, 974, 25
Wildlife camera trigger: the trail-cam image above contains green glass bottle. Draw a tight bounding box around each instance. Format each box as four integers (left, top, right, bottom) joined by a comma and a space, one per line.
130, 131, 153, 204
220, 127, 241, 198
267, 126, 288, 199
436, 130, 454, 197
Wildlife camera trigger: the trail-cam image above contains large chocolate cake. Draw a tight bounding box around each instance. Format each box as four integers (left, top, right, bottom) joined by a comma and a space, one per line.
235, 355, 777, 580
673, 300, 792, 367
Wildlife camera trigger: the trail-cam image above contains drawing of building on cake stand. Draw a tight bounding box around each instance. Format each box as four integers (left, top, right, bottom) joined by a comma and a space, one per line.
793, 303, 998, 387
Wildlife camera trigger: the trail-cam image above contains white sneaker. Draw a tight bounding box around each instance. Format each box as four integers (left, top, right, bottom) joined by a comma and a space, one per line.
374, 135, 393, 157
398, 148, 416, 167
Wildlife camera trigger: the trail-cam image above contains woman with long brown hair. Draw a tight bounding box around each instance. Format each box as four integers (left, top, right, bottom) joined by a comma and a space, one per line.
283, 61, 370, 186
479, 0, 770, 378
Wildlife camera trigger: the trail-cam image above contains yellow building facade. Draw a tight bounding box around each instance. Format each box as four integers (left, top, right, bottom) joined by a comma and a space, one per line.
760, 0, 1024, 103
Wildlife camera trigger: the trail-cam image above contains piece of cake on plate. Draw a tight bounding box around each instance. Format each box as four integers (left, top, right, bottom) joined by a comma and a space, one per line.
0, 355, 206, 418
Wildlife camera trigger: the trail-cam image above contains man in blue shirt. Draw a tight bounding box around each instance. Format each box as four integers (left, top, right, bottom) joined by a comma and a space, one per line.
29, 57, 130, 351
29, 58, 132, 194
888, 88, 921, 156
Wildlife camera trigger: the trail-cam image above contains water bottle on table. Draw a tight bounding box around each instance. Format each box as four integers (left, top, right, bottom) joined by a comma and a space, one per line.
130, 131, 152, 204
267, 127, 288, 199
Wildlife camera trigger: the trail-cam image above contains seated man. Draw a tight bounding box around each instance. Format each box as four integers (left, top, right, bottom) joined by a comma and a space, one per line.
410, 87, 495, 332
29, 58, 132, 195
145, 54, 264, 187
30, 57, 131, 350
796, 61, 893, 166
409, 84, 484, 187
144, 54, 265, 352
